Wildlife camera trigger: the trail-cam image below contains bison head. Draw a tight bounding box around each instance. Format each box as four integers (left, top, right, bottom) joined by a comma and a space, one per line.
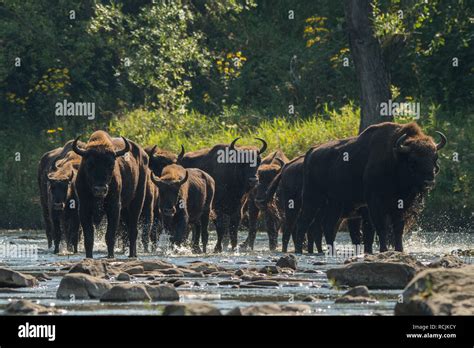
255, 158, 285, 210
151, 166, 188, 217
393, 130, 447, 191
47, 168, 74, 211
230, 137, 267, 190
147, 145, 183, 176
73, 134, 130, 198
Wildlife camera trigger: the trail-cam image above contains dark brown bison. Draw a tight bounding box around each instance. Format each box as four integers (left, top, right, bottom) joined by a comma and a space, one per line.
294, 122, 447, 254
72, 131, 149, 258
151, 164, 215, 253
262, 155, 374, 254
240, 150, 289, 251
145, 145, 184, 176
38, 140, 83, 253
178, 137, 267, 252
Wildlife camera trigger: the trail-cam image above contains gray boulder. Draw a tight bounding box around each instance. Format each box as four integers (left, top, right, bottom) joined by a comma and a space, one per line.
163, 303, 222, 316
145, 284, 179, 301
5, 299, 61, 315
68, 259, 112, 278
57, 273, 112, 299
228, 304, 311, 316
0, 268, 38, 288
395, 265, 474, 315
335, 285, 376, 303
100, 284, 151, 302
276, 254, 297, 270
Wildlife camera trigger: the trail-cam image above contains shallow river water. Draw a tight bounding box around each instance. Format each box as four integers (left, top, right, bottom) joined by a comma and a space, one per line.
0, 229, 472, 316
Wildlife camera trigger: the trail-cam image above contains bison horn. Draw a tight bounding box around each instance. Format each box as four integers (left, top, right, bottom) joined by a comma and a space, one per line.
435, 131, 447, 150
274, 157, 285, 168
179, 170, 189, 186
150, 173, 163, 187
395, 133, 410, 153
115, 136, 131, 157
177, 145, 185, 162
256, 137, 267, 154
151, 145, 158, 157
72, 136, 88, 157
229, 137, 240, 150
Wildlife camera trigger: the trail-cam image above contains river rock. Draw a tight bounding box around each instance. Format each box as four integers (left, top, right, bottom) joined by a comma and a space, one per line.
327, 261, 417, 289
68, 259, 112, 278
228, 304, 311, 316
125, 260, 176, 272
160, 268, 184, 276
100, 284, 151, 302
187, 261, 220, 274
395, 265, 474, 315
258, 265, 281, 275
123, 266, 144, 275
335, 285, 376, 303
163, 303, 222, 316
145, 284, 179, 301
116, 272, 131, 281
246, 280, 279, 287
0, 268, 38, 288
276, 254, 297, 270
327, 252, 423, 289
57, 273, 111, 299
5, 300, 60, 315
428, 254, 465, 269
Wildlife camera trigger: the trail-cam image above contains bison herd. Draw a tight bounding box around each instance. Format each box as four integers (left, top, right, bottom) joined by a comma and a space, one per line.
38, 122, 446, 258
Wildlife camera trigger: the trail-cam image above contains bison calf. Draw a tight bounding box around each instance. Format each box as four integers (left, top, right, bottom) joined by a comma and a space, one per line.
151, 164, 215, 253
240, 150, 288, 251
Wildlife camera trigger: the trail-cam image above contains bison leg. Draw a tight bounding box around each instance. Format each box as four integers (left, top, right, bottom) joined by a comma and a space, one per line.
367, 200, 389, 252
321, 203, 342, 254
105, 205, 121, 259
360, 208, 375, 254
80, 207, 95, 259
308, 220, 323, 254
150, 216, 160, 252
282, 206, 298, 253
51, 213, 62, 254
264, 212, 278, 251
229, 211, 241, 251
214, 212, 229, 253
347, 217, 362, 245
391, 213, 405, 252
200, 211, 210, 254
67, 211, 80, 254
41, 205, 53, 249
191, 223, 202, 254
294, 198, 321, 254
240, 198, 259, 251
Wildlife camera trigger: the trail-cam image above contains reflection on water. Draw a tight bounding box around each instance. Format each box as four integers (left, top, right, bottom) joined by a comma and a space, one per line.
0, 228, 472, 316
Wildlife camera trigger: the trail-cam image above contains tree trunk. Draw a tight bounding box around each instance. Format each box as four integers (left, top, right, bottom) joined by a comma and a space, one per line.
344, 0, 392, 133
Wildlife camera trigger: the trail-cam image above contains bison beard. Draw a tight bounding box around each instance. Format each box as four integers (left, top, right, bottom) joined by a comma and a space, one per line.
294, 122, 446, 254
179, 137, 267, 252
73, 131, 149, 258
